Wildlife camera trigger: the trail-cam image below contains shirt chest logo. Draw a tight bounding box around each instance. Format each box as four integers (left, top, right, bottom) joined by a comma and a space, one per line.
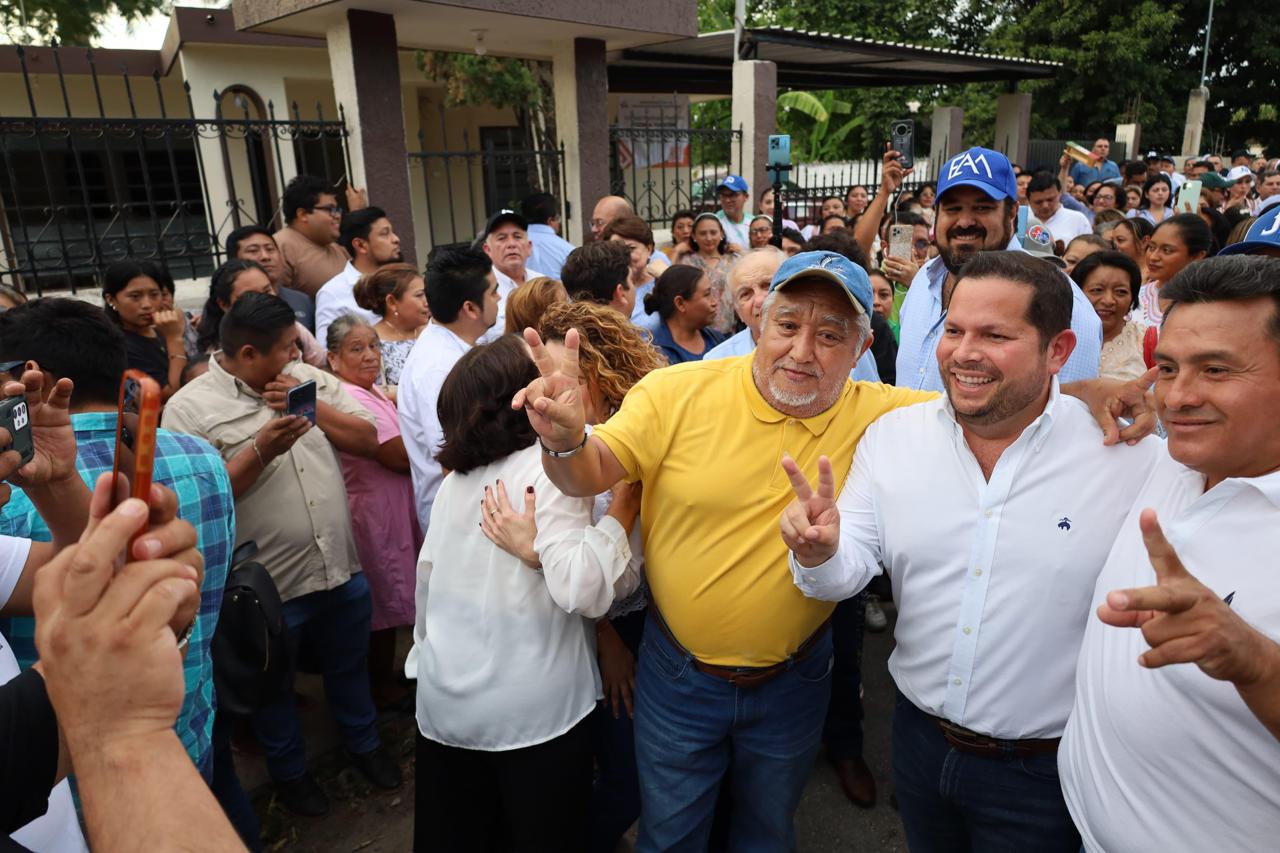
1057, 516, 1072, 531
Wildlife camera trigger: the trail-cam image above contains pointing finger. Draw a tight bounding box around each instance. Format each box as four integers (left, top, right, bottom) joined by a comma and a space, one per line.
781, 455, 813, 503
1139, 509, 1191, 584
1108, 584, 1198, 615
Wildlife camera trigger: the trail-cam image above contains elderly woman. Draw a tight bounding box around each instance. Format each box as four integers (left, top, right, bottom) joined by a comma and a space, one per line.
603, 215, 668, 329
414, 335, 641, 853
325, 313, 422, 706
352, 262, 430, 389
1071, 251, 1146, 381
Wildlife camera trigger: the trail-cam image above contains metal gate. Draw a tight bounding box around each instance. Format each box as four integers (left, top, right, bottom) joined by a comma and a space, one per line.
0, 45, 350, 295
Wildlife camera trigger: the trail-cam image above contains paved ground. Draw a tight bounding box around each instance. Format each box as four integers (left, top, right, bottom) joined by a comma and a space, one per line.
239, 607, 906, 852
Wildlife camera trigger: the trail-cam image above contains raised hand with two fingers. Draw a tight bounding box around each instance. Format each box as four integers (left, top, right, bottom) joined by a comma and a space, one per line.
511, 327, 587, 452
779, 454, 840, 568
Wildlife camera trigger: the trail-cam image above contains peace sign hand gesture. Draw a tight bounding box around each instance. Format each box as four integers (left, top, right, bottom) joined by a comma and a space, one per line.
512, 327, 587, 452
1098, 509, 1271, 686
779, 455, 840, 568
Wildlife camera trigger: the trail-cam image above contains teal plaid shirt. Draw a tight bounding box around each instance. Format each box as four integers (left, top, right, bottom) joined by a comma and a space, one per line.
0, 412, 235, 776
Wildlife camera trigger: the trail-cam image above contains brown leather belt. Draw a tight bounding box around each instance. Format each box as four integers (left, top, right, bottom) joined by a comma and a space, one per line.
650, 610, 830, 690
926, 713, 1060, 759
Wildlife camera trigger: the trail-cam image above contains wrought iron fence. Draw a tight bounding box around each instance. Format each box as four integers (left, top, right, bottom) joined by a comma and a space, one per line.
0, 45, 350, 295
609, 125, 744, 229
779, 159, 932, 232
408, 108, 567, 250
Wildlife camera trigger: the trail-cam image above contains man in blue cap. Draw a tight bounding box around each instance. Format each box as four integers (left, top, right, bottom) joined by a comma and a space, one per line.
896, 146, 1103, 392
1218, 204, 1280, 258
513, 250, 936, 851
715, 174, 752, 250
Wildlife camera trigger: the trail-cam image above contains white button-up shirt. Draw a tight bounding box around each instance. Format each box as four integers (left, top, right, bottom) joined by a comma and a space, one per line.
1060, 456, 1280, 853
397, 322, 471, 530
895, 250, 1103, 392
478, 265, 547, 345
527, 223, 574, 280
703, 327, 882, 382
792, 380, 1161, 738
315, 261, 378, 347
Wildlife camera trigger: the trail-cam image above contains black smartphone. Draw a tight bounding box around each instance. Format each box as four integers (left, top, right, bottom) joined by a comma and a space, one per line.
0, 395, 33, 468
286, 379, 317, 426
890, 119, 915, 170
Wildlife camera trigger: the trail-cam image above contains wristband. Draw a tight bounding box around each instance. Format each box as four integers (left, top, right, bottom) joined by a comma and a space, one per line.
176, 619, 195, 653
539, 433, 588, 458
251, 439, 266, 468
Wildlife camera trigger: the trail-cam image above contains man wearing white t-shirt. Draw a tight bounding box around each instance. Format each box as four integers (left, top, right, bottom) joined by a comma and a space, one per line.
398, 247, 500, 530
785, 252, 1160, 851
1060, 255, 1280, 853
478, 210, 548, 345
1027, 172, 1092, 243
314, 206, 402, 346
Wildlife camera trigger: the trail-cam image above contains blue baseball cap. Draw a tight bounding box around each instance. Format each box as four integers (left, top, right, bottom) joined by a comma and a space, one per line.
769, 251, 872, 315
717, 174, 749, 193
1218, 204, 1280, 256
937, 147, 1018, 202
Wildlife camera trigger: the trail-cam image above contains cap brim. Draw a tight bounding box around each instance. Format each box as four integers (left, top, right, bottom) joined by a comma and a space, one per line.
773, 269, 867, 315
485, 213, 527, 235
1217, 240, 1276, 256
940, 179, 1011, 202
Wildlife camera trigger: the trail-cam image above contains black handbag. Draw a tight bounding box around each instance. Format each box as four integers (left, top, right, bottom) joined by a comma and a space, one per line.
211, 541, 290, 716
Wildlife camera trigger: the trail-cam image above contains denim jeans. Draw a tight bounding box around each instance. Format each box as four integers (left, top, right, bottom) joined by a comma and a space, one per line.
589, 607, 646, 853
824, 593, 866, 760
633, 615, 832, 853
892, 690, 1081, 853
251, 573, 380, 782
210, 710, 262, 852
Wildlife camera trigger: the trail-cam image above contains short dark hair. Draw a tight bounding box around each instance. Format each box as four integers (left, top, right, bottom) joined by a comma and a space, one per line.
1153, 213, 1215, 258
821, 214, 849, 230
1122, 160, 1149, 182
151, 264, 176, 295
0, 298, 126, 406
1027, 172, 1061, 195
670, 209, 695, 230
282, 175, 333, 223
803, 230, 870, 272
780, 227, 805, 245
643, 265, 703, 321
225, 224, 274, 258
425, 246, 493, 324
103, 259, 162, 300
435, 336, 538, 474
353, 262, 420, 317
561, 241, 630, 304
197, 259, 270, 352
1071, 250, 1142, 310
954, 251, 1073, 349
338, 206, 388, 256
220, 292, 296, 355
1162, 256, 1280, 349
520, 192, 559, 225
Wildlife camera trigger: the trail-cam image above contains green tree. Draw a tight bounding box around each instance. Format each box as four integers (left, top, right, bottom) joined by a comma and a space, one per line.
0, 0, 165, 46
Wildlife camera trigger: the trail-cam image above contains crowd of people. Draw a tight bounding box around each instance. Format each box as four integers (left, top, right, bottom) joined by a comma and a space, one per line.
0, 133, 1277, 853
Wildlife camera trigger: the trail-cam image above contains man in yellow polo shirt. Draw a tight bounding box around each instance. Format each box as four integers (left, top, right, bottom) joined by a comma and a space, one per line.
514, 251, 933, 850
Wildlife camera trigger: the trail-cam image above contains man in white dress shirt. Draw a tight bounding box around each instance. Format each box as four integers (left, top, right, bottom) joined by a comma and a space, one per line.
1060, 255, 1280, 853
784, 251, 1162, 851
521, 192, 575, 280
398, 246, 500, 530
1026, 172, 1092, 243
478, 210, 547, 345
315, 207, 402, 345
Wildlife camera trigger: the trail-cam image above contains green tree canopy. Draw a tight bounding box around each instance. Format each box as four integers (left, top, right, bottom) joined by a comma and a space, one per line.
0, 0, 166, 46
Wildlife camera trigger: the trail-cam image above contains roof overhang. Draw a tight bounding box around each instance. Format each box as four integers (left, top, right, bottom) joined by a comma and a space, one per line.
609, 27, 1060, 94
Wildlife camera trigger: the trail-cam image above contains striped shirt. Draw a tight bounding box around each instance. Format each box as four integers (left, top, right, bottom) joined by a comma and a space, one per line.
0, 412, 235, 777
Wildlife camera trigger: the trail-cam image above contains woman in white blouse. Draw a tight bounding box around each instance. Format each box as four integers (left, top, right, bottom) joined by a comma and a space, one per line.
413, 335, 641, 853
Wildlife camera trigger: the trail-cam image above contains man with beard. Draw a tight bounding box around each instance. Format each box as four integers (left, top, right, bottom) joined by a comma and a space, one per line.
897, 147, 1102, 392
783, 251, 1162, 851
314, 207, 403, 345
478, 209, 548, 344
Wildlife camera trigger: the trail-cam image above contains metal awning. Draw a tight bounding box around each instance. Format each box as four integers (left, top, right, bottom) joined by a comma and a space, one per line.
608, 27, 1060, 94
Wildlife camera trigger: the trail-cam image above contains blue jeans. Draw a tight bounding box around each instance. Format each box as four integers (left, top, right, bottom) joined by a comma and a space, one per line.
892, 691, 1081, 853
824, 593, 866, 760
252, 573, 380, 782
633, 615, 832, 853
589, 608, 646, 853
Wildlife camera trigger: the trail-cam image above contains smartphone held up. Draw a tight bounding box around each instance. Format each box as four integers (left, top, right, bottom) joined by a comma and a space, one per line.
112, 370, 161, 516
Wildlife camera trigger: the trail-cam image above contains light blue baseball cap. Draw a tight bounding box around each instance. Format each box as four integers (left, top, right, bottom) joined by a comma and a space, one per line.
769, 250, 873, 315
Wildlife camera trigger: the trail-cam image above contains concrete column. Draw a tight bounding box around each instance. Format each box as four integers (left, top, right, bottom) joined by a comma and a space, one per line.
929, 106, 964, 179
730, 60, 777, 200
553, 38, 608, 245
326, 9, 417, 264
1181, 87, 1209, 159
993, 93, 1031, 168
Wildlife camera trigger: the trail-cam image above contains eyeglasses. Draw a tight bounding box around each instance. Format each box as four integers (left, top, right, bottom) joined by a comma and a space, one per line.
590, 219, 607, 229
749, 226, 773, 235
312, 205, 342, 217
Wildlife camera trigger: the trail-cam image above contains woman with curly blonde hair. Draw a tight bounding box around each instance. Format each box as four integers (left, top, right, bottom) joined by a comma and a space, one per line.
483, 298, 663, 852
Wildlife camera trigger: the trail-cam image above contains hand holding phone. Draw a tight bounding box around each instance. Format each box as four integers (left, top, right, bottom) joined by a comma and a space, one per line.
286, 379, 318, 426
890, 120, 915, 170
887, 224, 914, 260
1177, 180, 1203, 214
0, 396, 33, 473
112, 370, 161, 520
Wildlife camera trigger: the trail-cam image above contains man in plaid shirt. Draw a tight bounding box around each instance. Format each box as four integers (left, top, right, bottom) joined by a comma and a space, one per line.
0, 299, 234, 779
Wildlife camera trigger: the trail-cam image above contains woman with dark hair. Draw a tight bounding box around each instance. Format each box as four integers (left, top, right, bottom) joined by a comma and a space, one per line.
413, 334, 640, 853
914, 181, 936, 225
1098, 217, 1151, 279
1139, 213, 1214, 326
195, 259, 326, 366
643, 265, 724, 364
603, 215, 667, 328
675, 212, 740, 335
820, 214, 849, 235
1071, 250, 1146, 380
352, 262, 429, 388
657, 210, 695, 260
1127, 173, 1174, 226
102, 259, 186, 396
